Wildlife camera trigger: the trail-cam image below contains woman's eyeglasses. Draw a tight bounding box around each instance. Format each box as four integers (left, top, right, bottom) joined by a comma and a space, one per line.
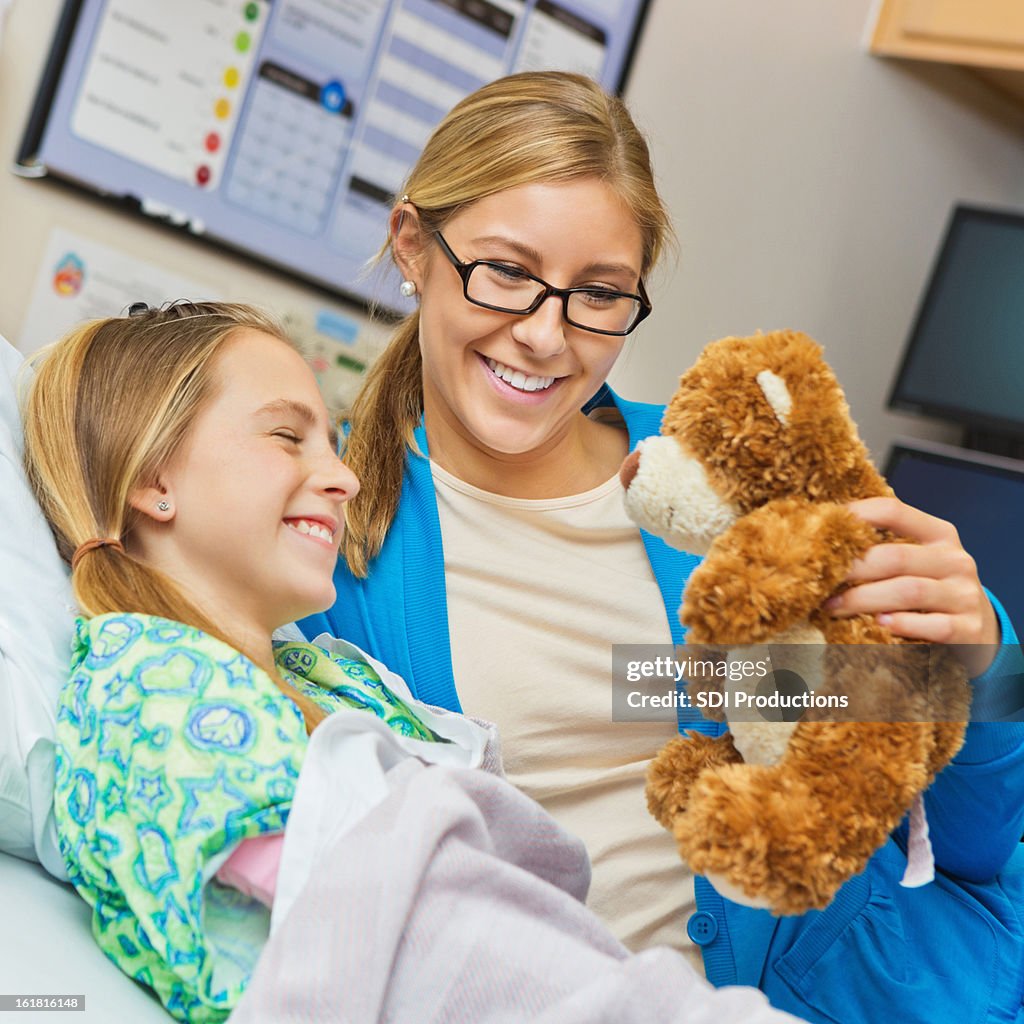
434, 231, 651, 337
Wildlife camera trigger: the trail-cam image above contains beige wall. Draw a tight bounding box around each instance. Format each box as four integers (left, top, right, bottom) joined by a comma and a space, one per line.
613, 0, 1024, 461
3, 0, 1024, 462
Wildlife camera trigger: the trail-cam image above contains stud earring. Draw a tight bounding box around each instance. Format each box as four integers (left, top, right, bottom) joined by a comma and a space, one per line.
400, 280, 417, 298
157, 501, 170, 512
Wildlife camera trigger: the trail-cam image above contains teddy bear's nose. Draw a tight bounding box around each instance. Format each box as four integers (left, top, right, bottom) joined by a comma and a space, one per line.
620, 449, 641, 490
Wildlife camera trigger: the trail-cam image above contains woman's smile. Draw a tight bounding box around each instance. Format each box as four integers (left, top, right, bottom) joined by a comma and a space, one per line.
478, 352, 563, 403
410, 179, 642, 468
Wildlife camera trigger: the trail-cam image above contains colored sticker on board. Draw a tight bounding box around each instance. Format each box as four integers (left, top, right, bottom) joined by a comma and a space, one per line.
53, 252, 86, 297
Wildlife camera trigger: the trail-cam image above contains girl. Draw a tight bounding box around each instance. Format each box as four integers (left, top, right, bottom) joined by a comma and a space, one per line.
23, 301, 797, 1023
303, 71, 1024, 1023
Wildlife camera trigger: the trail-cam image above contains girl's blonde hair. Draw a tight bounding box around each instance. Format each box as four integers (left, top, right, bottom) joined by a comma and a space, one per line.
342, 71, 673, 576
22, 301, 326, 732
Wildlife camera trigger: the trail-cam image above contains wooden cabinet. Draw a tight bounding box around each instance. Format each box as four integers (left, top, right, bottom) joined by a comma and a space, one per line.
870, 0, 1024, 103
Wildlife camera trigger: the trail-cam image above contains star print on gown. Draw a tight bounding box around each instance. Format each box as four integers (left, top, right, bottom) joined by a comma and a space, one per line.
54, 613, 446, 1024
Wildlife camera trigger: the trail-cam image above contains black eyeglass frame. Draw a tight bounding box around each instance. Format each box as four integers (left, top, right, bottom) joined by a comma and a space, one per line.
433, 231, 652, 337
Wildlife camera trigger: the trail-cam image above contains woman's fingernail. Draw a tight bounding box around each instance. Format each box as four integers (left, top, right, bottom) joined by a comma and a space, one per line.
877, 614, 893, 626
825, 597, 840, 611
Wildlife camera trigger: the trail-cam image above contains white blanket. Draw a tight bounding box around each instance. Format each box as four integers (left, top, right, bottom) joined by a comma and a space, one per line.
234, 702, 798, 1023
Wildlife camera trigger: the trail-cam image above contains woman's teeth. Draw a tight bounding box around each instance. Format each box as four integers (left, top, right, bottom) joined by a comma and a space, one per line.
287, 519, 333, 542
486, 357, 555, 393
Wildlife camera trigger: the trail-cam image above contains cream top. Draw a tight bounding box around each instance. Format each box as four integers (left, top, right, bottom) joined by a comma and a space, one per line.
432, 460, 702, 971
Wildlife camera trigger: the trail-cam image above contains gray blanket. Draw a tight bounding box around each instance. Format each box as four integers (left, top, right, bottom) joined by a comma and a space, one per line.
232, 758, 796, 1023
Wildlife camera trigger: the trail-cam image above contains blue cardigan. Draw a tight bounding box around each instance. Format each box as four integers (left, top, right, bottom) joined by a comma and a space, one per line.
302, 387, 1024, 1023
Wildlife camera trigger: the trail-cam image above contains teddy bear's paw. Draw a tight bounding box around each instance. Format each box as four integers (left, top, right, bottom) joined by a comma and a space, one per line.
928, 719, 967, 778
674, 763, 853, 916
645, 732, 741, 831
682, 573, 787, 646
922, 651, 970, 776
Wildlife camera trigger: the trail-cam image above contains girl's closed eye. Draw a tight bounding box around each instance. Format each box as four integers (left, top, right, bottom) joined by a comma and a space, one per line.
272, 430, 302, 444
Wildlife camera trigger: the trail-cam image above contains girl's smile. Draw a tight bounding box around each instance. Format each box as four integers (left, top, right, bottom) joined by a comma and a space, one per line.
284, 516, 338, 547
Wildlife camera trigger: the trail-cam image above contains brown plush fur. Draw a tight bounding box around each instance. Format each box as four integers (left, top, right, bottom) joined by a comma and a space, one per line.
631, 330, 970, 915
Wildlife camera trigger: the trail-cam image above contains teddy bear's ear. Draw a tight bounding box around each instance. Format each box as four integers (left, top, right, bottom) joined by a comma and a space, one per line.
755, 369, 792, 427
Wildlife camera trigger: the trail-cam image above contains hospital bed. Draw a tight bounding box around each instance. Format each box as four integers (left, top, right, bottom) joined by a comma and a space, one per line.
0, 333, 172, 1018
0, 851, 170, 1020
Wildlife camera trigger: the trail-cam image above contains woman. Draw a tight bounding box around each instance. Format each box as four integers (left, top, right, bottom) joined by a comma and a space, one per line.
24, 301, 801, 1023
302, 71, 1024, 1022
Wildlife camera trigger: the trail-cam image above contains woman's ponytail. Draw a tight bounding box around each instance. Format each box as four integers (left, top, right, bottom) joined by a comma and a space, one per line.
341, 313, 423, 577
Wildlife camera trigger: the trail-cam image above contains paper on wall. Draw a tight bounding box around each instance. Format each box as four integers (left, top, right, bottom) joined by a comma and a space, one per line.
281, 305, 368, 414
18, 227, 215, 355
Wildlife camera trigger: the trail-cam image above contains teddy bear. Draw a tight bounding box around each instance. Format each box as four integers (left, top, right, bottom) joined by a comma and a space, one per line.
620, 329, 971, 916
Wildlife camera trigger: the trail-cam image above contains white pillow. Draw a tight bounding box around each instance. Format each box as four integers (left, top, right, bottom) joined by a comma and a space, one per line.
0, 336, 73, 877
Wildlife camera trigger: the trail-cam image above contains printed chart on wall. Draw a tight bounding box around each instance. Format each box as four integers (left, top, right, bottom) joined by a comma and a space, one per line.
18, 227, 368, 416
17, 0, 651, 310
18, 227, 214, 355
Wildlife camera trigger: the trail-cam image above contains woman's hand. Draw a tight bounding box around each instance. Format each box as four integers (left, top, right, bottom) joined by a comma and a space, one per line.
825, 496, 999, 678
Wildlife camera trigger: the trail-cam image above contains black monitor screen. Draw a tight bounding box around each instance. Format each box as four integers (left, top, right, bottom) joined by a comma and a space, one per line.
884, 441, 1024, 638
888, 205, 1024, 438
17, 0, 652, 310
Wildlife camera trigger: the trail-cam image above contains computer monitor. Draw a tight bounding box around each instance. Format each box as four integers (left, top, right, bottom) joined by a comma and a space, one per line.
888, 204, 1024, 450
884, 439, 1024, 638
16, 0, 652, 310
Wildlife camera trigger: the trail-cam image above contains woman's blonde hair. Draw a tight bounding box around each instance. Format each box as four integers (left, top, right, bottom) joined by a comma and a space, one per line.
342, 71, 673, 576
22, 301, 326, 732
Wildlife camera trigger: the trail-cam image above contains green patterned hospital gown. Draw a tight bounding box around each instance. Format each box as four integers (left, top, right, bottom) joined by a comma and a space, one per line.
55, 613, 443, 1023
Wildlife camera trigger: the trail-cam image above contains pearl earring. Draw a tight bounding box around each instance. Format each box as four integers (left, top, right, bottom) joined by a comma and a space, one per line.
400, 280, 417, 298
157, 501, 170, 512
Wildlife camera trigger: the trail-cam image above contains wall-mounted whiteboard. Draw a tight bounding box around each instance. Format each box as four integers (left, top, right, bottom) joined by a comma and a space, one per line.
16, 0, 652, 310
